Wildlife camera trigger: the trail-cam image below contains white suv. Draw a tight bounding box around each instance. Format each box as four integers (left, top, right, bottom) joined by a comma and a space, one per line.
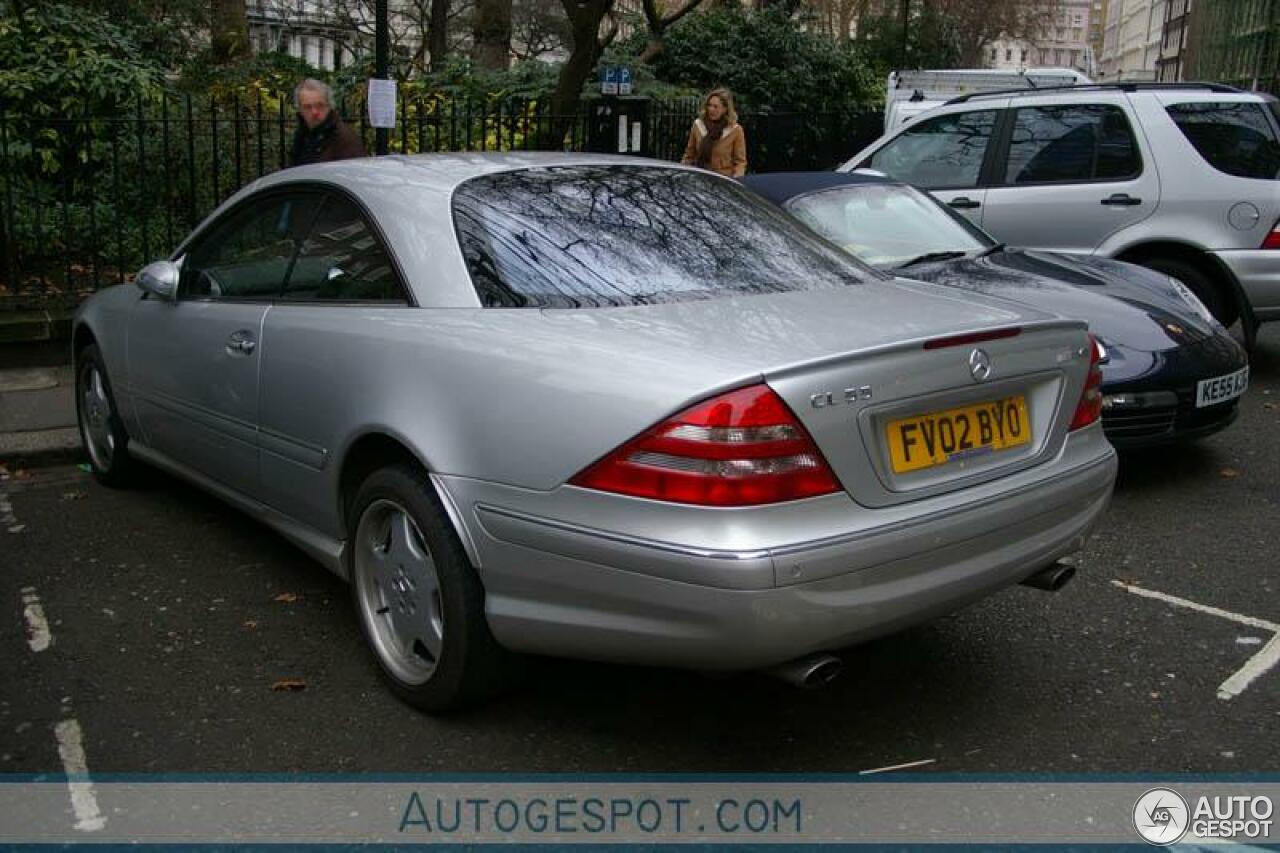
841, 83, 1280, 337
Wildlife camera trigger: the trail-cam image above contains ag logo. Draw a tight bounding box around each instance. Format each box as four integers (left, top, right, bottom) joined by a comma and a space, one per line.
1134, 788, 1190, 845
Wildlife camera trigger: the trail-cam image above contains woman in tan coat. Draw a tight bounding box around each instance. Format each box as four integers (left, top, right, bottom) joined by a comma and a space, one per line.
681, 88, 747, 178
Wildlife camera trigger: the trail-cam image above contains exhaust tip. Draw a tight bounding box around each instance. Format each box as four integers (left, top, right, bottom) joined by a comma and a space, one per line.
768, 653, 842, 689
1021, 561, 1077, 592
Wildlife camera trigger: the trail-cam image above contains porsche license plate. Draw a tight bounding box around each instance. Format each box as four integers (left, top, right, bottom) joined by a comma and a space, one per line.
1196, 366, 1248, 408
887, 396, 1031, 474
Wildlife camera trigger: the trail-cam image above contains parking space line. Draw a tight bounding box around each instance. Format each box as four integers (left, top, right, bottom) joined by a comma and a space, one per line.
20, 586, 52, 652
1111, 580, 1280, 701
54, 719, 106, 832
1218, 633, 1280, 701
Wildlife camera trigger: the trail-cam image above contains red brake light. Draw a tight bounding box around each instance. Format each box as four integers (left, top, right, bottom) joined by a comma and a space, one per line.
1262, 220, 1280, 250
570, 384, 841, 506
923, 327, 1021, 350
1069, 335, 1104, 431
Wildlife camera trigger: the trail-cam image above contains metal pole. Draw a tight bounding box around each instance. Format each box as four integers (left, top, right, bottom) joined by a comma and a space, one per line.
375, 0, 389, 155
900, 0, 909, 68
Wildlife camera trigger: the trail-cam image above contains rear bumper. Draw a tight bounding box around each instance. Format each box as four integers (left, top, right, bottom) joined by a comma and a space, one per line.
1211, 249, 1280, 321
444, 435, 1117, 670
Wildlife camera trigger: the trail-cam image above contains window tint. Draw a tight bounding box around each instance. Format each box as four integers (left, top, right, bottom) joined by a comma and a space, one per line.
283, 195, 406, 302
1003, 104, 1140, 184
787, 184, 988, 268
1166, 102, 1280, 180
867, 110, 997, 189
181, 193, 321, 299
453, 166, 879, 309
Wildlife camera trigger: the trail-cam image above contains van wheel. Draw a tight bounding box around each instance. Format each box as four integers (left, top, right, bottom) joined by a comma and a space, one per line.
75, 344, 137, 487
347, 463, 506, 712
1140, 257, 1238, 328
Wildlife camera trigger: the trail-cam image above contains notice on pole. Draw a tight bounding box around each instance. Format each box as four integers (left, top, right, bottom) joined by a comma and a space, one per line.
368, 78, 397, 129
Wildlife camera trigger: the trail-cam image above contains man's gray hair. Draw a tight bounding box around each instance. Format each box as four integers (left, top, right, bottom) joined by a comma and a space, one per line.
293, 78, 333, 111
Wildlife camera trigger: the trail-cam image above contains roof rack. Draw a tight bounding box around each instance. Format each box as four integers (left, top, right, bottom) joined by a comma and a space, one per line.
944, 82, 1243, 105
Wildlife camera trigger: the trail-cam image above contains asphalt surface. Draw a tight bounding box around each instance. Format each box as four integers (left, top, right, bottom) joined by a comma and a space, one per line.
2, 327, 1278, 775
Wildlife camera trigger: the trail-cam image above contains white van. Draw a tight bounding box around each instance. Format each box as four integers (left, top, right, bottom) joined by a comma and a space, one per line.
885, 68, 1093, 131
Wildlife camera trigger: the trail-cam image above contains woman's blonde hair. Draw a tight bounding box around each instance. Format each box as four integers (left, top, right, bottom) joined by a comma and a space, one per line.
700, 88, 738, 126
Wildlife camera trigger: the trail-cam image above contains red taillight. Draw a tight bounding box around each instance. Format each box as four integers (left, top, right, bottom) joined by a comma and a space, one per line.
1262, 220, 1280, 250
1069, 335, 1105, 431
570, 384, 841, 506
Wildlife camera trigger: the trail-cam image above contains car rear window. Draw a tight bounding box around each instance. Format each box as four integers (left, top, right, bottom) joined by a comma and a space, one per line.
1166, 101, 1280, 180
453, 165, 880, 308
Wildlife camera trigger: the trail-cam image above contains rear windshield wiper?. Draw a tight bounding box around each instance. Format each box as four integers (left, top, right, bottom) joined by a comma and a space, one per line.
897, 250, 968, 269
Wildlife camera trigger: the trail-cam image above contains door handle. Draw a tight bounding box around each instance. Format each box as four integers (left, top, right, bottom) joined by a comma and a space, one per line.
948, 197, 981, 210
1101, 193, 1142, 206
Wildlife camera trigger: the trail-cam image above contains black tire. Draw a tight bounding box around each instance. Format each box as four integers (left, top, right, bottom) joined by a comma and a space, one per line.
75, 343, 137, 487
1139, 256, 1239, 328
347, 463, 506, 712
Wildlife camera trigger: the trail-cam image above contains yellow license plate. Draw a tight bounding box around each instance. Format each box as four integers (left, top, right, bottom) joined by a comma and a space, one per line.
887, 396, 1031, 474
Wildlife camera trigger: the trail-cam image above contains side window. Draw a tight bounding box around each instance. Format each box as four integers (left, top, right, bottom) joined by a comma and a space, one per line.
180, 193, 321, 299
283, 194, 407, 302
1166, 102, 1280, 180
867, 110, 997, 189
1003, 104, 1141, 185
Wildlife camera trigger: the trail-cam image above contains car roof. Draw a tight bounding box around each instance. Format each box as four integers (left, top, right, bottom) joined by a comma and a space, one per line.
252, 151, 697, 195
741, 171, 898, 206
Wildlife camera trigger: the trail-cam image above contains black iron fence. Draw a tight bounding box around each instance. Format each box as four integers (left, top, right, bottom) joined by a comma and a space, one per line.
0, 92, 882, 305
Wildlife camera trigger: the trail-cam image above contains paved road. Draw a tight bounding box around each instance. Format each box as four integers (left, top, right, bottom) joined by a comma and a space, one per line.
3, 328, 1278, 776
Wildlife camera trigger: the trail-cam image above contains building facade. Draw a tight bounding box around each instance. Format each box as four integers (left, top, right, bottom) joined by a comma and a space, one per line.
1096, 0, 1165, 81
246, 0, 424, 72
1155, 0, 1193, 82
984, 0, 1096, 74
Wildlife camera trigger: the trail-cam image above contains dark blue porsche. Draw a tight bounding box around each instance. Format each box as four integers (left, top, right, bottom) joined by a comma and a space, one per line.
743, 171, 1249, 449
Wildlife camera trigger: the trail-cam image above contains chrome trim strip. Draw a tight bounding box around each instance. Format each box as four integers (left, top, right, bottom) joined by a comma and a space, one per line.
129, 442, 347, 579
259, 427, 328, 471
473, 504, 772, 562
132, 387, 258, 449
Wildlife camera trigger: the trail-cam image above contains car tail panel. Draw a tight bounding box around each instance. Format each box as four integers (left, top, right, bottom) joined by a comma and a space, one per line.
767, 322, 1093, 508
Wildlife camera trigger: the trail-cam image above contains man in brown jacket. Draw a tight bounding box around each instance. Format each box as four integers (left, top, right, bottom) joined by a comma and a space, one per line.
681, 88, 747, 178
290, 79, 366, 167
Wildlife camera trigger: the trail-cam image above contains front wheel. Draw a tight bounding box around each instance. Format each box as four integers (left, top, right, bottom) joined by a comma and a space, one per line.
1139, 256, 1239, 329
347, 463, 506, 712
75, 343, 137, 487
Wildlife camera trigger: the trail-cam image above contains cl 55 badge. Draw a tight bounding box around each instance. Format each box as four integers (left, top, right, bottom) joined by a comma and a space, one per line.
811, 386, 873, 408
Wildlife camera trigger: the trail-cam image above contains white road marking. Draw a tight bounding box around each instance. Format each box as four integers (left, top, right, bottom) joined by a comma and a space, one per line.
1112, 580, 1280, 701
54, 719, 106, 832
858, 758, 937, 775
20, 586, 52, 652
1218, 633, 1280, 701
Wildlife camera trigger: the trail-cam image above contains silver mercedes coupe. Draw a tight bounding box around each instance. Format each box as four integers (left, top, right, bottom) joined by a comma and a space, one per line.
73, 154, 1118, 711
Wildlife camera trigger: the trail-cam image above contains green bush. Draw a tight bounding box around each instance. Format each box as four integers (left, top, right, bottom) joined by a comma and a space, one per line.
639, 6, 877, 114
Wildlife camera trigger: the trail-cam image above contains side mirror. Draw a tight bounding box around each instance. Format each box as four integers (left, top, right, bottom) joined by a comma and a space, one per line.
135, 260, 179, 301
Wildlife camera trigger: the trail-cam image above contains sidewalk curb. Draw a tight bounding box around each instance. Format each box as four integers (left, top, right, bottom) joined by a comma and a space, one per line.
0, 428, 84, 469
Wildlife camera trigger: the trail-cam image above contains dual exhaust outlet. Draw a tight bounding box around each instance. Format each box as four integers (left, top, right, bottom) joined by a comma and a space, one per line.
766, 561, 1077, 689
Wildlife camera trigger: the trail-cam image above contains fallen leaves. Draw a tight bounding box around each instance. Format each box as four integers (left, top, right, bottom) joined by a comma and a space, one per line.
1220, 468, 1240, 479
60, 491, 88, 502
273, 592, 299, 603
271, 678, 307, 692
